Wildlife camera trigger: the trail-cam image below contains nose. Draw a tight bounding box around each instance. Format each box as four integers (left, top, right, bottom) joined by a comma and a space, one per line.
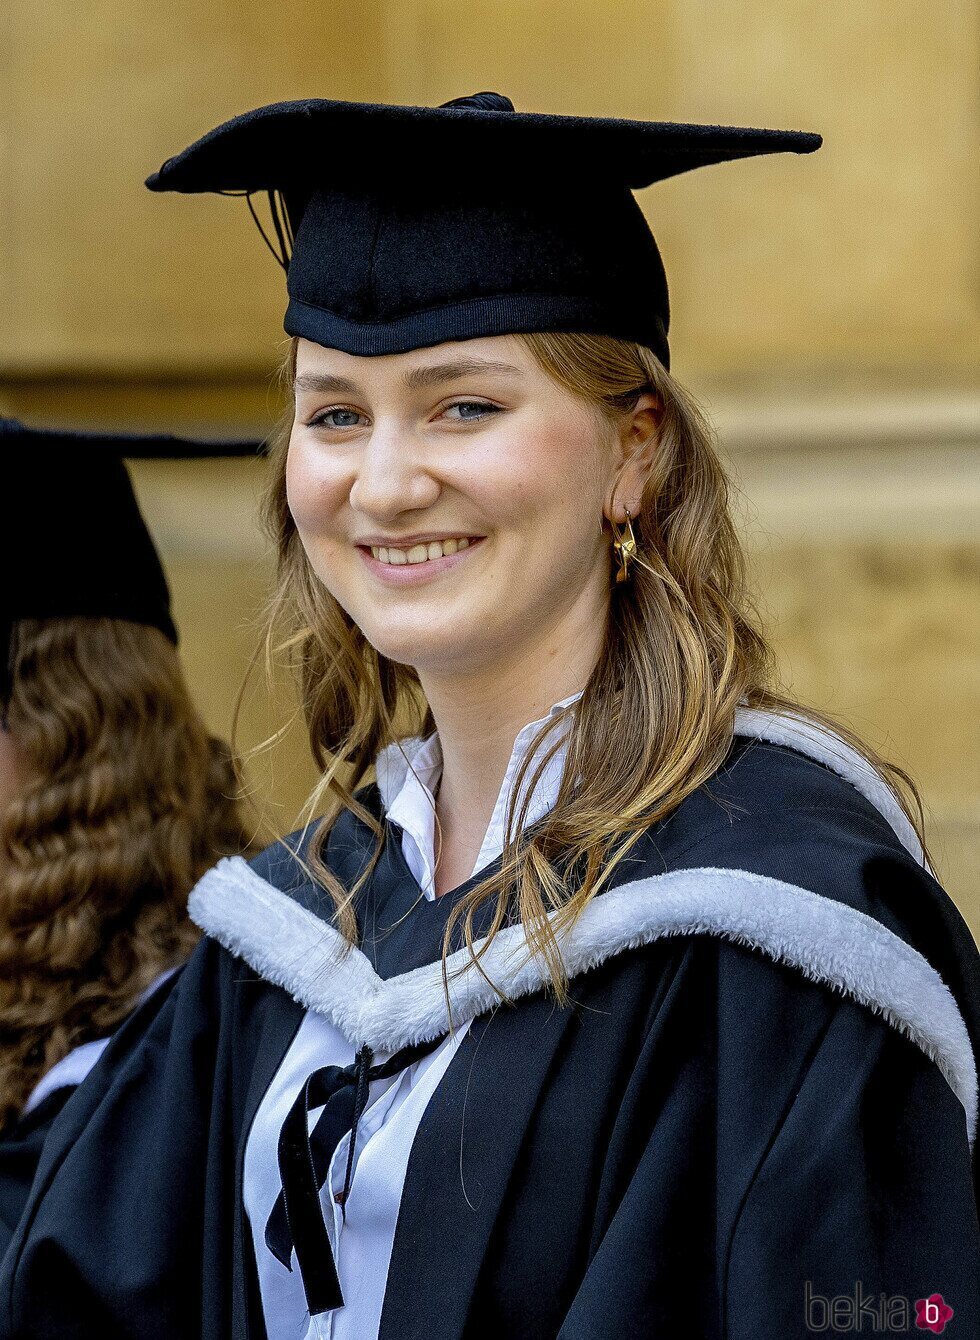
348, 428, 441, 521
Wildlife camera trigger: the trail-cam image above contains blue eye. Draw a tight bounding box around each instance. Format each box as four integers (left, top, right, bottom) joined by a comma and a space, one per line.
306, 400, 500, 430
444, 401, 500, 421
309, 408, 362, 429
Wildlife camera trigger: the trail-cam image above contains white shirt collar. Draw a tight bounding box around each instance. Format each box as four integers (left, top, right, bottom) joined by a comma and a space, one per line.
375, 689, 583, 900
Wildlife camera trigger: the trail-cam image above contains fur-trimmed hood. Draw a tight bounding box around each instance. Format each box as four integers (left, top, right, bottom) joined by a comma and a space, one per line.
189, 709, 979, 1145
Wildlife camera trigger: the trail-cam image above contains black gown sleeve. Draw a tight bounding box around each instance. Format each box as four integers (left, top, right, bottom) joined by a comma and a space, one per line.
723, 993, 980, 1339
551, 789, 980, 1339
553, 992, 979, 1340
0, 973, 186, 1263
0, 1088, 74, 1260
0, 939, 227, 1340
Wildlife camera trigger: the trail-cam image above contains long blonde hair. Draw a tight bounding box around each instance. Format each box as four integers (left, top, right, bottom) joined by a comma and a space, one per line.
0, 617, 251, 1126
253, 331, 928, 1009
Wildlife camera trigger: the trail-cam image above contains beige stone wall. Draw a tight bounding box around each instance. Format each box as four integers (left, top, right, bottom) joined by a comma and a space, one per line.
0, 1, 379, 377
5, 2, 977, 386
725, 424, 980, 912
2, 2, 977, 929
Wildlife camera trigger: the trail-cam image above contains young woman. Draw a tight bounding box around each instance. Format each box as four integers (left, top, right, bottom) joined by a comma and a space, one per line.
2, 95, 976, 1339
0, 420, 256, 1251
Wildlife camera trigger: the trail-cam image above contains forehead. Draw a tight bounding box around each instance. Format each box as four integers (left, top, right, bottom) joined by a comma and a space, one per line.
293, 334, 539, 391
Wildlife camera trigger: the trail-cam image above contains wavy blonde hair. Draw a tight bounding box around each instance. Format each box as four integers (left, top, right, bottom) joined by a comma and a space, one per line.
0, 617, 251, 1127
252, 331, 928, 1012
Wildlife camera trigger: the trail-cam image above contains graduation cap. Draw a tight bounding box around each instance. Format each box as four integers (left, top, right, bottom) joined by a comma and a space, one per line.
0, 418, 266, 704
146, 90, 821, 369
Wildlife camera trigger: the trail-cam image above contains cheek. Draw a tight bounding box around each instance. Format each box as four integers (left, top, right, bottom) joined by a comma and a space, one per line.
482, 414, 604, 531
284, 435, 348, 537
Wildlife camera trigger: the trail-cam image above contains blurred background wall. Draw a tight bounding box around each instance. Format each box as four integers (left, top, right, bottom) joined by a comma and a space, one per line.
1, 2, 977, 926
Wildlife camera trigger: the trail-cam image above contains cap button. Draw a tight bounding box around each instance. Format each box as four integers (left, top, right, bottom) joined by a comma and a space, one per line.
440, 91, 515, 113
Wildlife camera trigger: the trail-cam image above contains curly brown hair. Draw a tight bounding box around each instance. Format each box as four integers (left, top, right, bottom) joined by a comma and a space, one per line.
0, 616, 252, 1128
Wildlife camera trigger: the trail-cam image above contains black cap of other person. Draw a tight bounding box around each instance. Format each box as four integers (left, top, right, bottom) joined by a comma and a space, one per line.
146, 91, 821, 371
0, 418, 265, 703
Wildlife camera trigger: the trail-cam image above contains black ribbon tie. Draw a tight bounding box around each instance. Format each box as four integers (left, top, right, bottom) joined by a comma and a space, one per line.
264, 1033, 447, 1316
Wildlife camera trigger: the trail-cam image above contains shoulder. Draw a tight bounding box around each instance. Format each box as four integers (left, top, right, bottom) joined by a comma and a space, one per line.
632, 723, 978, 1024
638, 727, 949, 942
651, 732, 908, 870
248, 826, 311, 892
247, 782, 383, 901
605, 720, 980, 1143
627, 731, 946, 960
244, 826, 347, 922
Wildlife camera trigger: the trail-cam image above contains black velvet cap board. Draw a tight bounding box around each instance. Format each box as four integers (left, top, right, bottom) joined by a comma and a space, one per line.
0, 418, 265, 702
146, 91, 822, 369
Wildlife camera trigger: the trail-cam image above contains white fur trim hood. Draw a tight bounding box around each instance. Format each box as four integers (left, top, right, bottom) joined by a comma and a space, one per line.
189, 710, 977, 1145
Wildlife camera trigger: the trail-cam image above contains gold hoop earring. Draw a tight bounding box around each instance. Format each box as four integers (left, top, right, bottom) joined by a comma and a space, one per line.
610, 508, 638, 583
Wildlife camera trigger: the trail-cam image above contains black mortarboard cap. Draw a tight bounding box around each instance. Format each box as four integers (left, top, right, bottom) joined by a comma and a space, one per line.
0, 418, 265, 702
146, 91, 821, 369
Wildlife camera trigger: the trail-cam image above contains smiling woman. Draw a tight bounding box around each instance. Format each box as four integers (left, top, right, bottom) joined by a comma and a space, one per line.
4, 92, 978, 1340
265, 325, 926, 918
282, 334, 632, 698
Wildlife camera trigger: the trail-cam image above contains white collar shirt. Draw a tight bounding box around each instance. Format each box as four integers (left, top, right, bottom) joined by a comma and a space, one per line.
244, 690, 582, 1340
375, 688, 583, 899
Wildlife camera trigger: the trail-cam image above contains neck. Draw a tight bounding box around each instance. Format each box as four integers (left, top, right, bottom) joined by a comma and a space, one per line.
416, 593, 606, 891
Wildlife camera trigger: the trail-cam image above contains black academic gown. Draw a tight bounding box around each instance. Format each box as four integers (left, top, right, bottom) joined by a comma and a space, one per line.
1, 733, 978, 1340
0, 975, 182, 1262
0, 1089, 76, 1260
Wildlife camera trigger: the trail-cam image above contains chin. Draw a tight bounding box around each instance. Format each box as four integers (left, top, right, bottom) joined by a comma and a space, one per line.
360, 618, 493, 675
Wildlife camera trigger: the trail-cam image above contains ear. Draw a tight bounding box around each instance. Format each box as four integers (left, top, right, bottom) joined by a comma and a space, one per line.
604, 391, 661, 523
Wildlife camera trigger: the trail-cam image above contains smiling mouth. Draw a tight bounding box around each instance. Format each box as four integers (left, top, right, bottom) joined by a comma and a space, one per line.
367, 537, 475, 566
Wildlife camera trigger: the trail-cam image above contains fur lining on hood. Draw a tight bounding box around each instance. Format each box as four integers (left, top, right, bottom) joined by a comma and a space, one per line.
189, 709, 977, 1144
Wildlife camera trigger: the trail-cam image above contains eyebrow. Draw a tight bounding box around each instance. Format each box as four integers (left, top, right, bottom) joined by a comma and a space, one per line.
293, 359, 525, 396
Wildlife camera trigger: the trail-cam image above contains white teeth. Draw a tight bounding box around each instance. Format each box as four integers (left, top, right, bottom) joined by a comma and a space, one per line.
369, 537, 475, 565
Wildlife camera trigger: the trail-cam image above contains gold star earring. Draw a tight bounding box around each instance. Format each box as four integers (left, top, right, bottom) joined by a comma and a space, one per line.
610, 508, 638, 583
